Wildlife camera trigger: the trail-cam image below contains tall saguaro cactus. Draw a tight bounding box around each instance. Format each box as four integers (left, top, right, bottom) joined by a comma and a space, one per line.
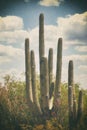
39, 13, 46, 113
54, 38, 62, 107
25, 38, 32, 104
24, 13, 83, 128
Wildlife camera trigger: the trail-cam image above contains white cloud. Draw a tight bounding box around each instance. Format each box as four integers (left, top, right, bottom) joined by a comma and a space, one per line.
0, 16, 23, 31
63, 55, 87, 62
29, 25, 67, 55
75, 74, 87, 89
39, 0, 63, 6
0, 16, 29, 46
0, 56, 11, 63
78, 65, 87, 71
0, 45, 24, 57
57, 12, 87, 42
75, 46, 87, 52
0, 30, 29, 44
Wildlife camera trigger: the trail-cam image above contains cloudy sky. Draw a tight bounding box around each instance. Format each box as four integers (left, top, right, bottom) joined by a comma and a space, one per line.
0, 0, 87, 89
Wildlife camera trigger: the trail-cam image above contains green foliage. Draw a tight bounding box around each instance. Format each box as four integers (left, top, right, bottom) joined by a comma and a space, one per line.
0, 75, 87, 130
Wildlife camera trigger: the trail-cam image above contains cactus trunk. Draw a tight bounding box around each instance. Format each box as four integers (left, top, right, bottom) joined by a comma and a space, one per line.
39, 13, 46, 113
48, 48, 54, 109
40, 57, 49, 113
73, 99, 77, 126
68, 60, 74, 129
48, 48, 53, 87
31, 50, 41, 114
39, 13, 44, 59
25, 38, 32, 104
68, 86, 73, 130
68, 61, 73, 86
77, 90, 83, 121
54, 38, 62, 108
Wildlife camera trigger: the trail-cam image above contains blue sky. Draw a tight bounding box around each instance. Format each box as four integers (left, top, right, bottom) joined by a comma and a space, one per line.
0, 0, 87, 89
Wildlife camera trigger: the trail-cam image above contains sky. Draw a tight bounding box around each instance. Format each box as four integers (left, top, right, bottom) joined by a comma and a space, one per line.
0, 0, 87, 89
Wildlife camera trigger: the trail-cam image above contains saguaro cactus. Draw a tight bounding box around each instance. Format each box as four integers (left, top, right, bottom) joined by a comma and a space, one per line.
25, 38, 32, 104
54, 38, 62, 107
39, 13, 46, 113
31, 50, 41, 113
24, 13, 84, 128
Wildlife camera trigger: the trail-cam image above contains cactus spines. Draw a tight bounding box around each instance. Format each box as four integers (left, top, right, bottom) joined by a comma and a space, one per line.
54, 38, 62, 106
77, 90, 83, 120
40, 57, 49, 112
39, 13, 45, 59
25, 38, 32, 104
48, 48, 53, 88
31, 50, 41, 113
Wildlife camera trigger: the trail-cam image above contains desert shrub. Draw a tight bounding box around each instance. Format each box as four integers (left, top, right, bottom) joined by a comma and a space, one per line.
0, 75, 87, 130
